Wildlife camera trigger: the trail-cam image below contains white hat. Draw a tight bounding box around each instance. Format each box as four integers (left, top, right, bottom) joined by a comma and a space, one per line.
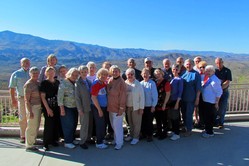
144, 57, 152, 63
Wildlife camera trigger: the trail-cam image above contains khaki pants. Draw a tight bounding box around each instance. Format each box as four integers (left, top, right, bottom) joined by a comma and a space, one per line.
25, 105, 41, 148
126, 107, 142, 139
18, 97, 27, 138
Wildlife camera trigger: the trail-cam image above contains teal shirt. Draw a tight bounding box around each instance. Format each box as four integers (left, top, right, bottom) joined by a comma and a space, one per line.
181, 70, 201, 102
9, 68, 30, 96
57, 79, 77, 108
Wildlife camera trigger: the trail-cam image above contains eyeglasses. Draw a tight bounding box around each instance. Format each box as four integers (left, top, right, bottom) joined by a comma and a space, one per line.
127, 73, 134, 76
199, 66, 205, 69
172, 68, 178, 71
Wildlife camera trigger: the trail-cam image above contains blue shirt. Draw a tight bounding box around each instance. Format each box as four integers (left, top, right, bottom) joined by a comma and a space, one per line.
9, 68, 30, 96
170, 77, 183, 101
91, 79, 107, 107
140, 79, 158, 107
181, 70, 201, 102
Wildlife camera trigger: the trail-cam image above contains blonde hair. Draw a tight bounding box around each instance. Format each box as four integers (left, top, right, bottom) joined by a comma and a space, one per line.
96, 68, 109, 79
47, 54, 57, 65
65, 67, 79, 78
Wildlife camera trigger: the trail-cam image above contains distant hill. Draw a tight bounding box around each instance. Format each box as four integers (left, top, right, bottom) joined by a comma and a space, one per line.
0, 30, 249, 89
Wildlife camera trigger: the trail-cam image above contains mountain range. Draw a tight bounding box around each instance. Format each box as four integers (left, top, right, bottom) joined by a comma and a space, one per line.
0, 30, 249, 89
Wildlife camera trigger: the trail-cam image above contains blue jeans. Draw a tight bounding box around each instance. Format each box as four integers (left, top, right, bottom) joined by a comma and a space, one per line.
92, 106, 107, 144
60, 107, 78, 143
181, 101, 195, 131
216, 90, 229, 125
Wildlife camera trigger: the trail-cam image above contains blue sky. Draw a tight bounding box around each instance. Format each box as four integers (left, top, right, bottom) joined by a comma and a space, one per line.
0, 0, 249, 53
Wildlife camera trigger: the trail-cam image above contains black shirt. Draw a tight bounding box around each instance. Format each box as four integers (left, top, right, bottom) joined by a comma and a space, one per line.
215, 66, 232, 90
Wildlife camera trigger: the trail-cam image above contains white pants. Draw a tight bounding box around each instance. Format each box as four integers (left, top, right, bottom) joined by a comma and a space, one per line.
109, 112, 124, 146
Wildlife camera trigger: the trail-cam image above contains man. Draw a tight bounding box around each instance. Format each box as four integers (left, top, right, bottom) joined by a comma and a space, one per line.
122, 58, 143, 81
9, 58, 30, 143
193, 56, 202, 72
215, 57, 232, 129
176, 57, 186, 76
162, 58, 173, 81
144, 57, 156, 80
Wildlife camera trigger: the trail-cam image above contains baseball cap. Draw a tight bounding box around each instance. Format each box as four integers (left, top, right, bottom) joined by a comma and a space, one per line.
144, 57, 152, 63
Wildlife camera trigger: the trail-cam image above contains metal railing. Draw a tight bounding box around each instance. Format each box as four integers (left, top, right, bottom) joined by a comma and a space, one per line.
1, 84, 249, 126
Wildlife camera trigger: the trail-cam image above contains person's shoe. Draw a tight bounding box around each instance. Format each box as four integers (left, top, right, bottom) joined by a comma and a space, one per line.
170, 134, 180, 141
202, 132, 214, 138
43, 145, 50, 151
218, 125, 224, 129
73, 140, 80, 145
26, 146, 39, 152
52, 142, 59, 147
124, 136, 132, 142
64, 143, 76, 149
130, 138, 139, 145
20, 138, 25, 144
80, 143, 88, 149
183, 131, 192, 137
86, 138, 96, 144
147, 136, 153, 142
96, 143, 108, 149
114, 144, 123, 150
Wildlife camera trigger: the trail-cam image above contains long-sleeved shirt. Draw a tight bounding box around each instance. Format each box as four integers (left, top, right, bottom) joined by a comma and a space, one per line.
170, 77, 183, 101
140, 79, 158, 107
57, 78, 76, 108
107, 76, 127, 113
202, 74, 222, 104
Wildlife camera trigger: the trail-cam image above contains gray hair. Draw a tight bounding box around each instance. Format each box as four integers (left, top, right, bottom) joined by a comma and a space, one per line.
184, 59, 194, 66
20, 57, 30, 64
125, 68, 135, 75
86, 61, 96, 68
65, 67, 79, 78
78, 65, 88, 72
29, 66, 39, 74
205, 65, 215, 72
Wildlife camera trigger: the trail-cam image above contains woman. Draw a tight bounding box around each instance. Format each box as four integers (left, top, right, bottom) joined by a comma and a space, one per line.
194, 61, 208, 129
107, 65, 126, 150
181, 59, 201, 136
39, 54, 58, 82
58, 67, 79, 149
40, 67, 60, 151
124, 68, 144, 145
140, 68, 158, 142
75, 65, 92, 149
168, 64, 183, 141
154, 68, 171, 140
24, 67, 41, 151
202, 65, 222, 138
91, 68, 109, 149
87, 61, 97, 83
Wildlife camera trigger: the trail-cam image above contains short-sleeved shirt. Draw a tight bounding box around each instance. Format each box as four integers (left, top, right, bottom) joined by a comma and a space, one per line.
40, 80, 60, 109
9, 68, 30, 96
24, 79, 41, 106
215, 66, 232, 90
91, 79, 107, 107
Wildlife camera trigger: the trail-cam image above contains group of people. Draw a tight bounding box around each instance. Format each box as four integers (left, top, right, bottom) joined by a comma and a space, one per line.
9, 54, 232, 151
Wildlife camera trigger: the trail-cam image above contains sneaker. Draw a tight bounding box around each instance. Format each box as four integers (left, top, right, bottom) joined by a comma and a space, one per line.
80, 143, 88, 149
64, 143, 76, 149
43, 145, 50, 151
170, 134, 180, 141
124, 136, 132, 142
202, 132, 214, 138
73, 140, 80, 145
96, 143, 108, 149
114, 144, 123, 150
130, 138, 139, 145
